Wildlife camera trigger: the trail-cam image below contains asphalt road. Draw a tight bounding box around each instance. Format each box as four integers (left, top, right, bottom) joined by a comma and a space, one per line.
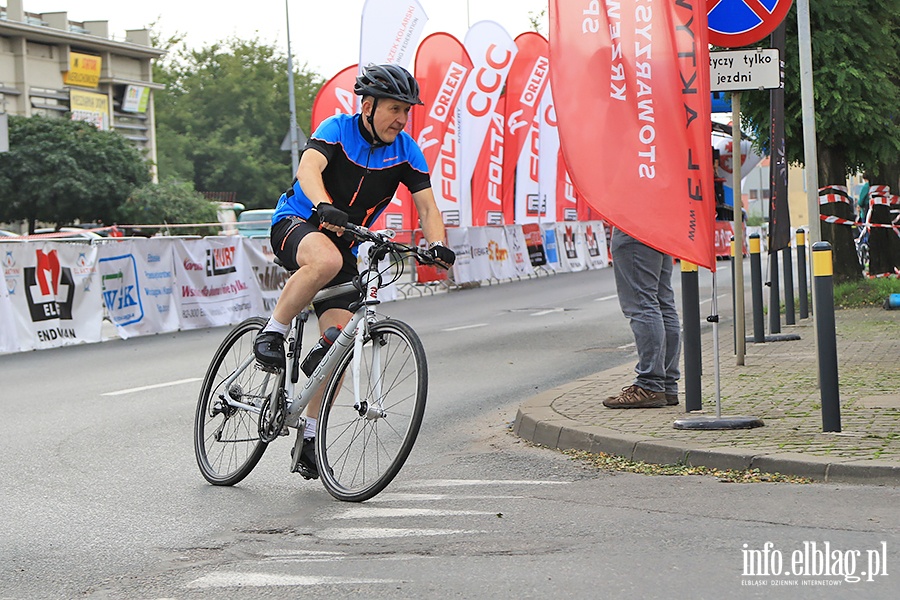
2, 268, 897, 599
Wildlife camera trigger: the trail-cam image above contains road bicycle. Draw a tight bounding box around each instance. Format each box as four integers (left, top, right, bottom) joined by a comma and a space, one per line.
193, 223, 440, 502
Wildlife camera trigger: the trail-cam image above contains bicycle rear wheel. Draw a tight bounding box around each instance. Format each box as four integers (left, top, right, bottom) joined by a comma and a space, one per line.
194, 317, 278, 485
317, 319, 427, 502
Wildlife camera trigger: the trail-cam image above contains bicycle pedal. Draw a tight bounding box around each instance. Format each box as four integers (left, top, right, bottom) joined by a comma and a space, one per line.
254, 362, 282, 374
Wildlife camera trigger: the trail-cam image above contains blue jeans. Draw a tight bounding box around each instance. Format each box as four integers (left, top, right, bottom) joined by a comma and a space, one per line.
610, 229, 681, 395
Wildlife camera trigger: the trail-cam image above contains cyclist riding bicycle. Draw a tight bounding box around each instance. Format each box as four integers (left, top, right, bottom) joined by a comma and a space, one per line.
254, 63, 456, 479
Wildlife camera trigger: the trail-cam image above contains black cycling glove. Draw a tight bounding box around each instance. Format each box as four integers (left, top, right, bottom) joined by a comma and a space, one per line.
429, 244, 456, 267
316, 203, 348, 229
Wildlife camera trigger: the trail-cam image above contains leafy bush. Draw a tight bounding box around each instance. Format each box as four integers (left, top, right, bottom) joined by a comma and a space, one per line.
117, 179, 219, 236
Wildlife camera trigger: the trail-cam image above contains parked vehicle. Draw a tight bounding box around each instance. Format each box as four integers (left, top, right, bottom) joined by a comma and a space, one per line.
236, 209, 274, 238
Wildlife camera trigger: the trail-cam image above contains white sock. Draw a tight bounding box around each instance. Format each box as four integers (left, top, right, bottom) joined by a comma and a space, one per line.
304, 417, 317, 439
262, 317, 290, 336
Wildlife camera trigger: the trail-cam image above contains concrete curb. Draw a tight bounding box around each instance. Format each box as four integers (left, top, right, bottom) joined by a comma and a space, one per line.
515, 389, 900, 487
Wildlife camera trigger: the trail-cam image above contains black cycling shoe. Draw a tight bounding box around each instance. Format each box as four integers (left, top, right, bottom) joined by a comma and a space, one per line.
254, 330, 285, 371
291, 437, 319, 480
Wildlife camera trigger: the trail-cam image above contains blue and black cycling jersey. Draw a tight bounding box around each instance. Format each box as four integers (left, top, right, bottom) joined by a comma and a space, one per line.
271, 113, 431, 229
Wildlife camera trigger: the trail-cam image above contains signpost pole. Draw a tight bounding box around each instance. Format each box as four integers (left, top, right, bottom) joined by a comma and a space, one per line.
732, 92, 745, 365
797, 0, 820, 245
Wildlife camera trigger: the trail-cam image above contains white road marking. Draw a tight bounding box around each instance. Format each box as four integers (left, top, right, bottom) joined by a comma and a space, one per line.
372, 493, 524, 502
102, 378, 202, 396
316, 528, 478, 540
186, 572, 396, 588
442, 323, 488, 332
398, 479, 568, 488
530, 308, 564, 316
699, 294, 729, 306
330, 507, 494, 519
617, 342, 636, 350
594, 294, 618, 302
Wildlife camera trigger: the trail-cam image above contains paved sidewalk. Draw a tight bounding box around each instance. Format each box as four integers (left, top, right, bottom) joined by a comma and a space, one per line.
514, 306, 900, 485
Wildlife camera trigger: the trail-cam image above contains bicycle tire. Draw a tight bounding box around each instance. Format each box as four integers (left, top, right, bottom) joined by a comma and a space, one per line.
316, 318, 427, 502
194, 317, 278, 485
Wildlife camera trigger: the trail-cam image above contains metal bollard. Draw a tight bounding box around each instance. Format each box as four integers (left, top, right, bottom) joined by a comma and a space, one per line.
797, 229, 809, 319
812, 242, 841, 432
783, 245, 796, 325
749, 234, 765, 342
768, 250, 781, 334
680, 261, 702, 412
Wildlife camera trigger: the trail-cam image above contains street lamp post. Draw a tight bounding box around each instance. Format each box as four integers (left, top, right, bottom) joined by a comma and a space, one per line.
285, 0, 300, 175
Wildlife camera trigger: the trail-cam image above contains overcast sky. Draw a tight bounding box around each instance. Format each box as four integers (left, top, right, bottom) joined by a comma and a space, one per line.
21, 0, 549, 77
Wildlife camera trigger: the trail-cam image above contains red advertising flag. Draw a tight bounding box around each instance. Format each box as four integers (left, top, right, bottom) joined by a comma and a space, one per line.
471, 94, 506, 226
549, 1, 716, 270
502, 33, 550, 226
310, 65, 358, 132
414, 32, 473, 226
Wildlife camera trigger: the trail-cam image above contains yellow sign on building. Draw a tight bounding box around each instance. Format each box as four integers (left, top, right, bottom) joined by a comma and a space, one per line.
70, 90, 109, 130
63, 52, 102, 88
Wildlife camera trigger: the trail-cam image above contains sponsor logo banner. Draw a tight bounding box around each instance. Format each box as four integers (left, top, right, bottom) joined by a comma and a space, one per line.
174, 238, 257, 329
1, 242, 101, 351
96, 239, 179, 339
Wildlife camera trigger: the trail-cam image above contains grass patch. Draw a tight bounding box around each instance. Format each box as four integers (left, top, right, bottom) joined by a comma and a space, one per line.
834, 277, 900, 308
564, 449, 813, 484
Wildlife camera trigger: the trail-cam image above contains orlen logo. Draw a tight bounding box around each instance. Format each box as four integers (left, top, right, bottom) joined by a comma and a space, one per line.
466, 45, 513, 118
519, 55, 549, 108
428, 62, 468, 123
206, 246, 237, 277
24, 249, 75, 322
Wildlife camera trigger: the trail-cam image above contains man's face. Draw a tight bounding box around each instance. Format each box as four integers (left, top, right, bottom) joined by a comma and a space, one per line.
365, 98, 412, 143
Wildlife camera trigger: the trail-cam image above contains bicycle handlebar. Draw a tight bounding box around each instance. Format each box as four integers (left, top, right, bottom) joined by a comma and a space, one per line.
343, 223, 442, 267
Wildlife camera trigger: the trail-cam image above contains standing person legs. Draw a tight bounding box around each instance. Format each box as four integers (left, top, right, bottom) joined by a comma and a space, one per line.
604, 229, 667, 409
658, 254, 682, 403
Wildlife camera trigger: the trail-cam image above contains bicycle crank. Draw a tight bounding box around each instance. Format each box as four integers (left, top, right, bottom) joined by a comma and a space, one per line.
258, 387, 287, 443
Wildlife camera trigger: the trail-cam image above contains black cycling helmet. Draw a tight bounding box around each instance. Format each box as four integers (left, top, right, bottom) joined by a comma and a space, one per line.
354, 63, 424, 106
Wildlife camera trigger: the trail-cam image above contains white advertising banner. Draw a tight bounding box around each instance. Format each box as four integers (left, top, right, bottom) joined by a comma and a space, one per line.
538, 83, 559, 224
0, 247, 19, 353
0, 242, 101, 351
448, 227, 485, 284
174, 237, 257, 329
584, 221, 610, 270
359, 0, 428, 69
460, 21, 517, 225
483, 226, 516, 280
243, 238, 288, 316
556, 222, 587, 273
96, 239, 179, 339
503, 225, 535, 278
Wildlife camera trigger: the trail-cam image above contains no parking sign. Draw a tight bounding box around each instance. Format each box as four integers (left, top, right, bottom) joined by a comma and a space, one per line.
707, 0, 793, 47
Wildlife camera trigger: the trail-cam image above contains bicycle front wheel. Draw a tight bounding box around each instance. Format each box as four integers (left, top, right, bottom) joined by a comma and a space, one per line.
194, 317, 277, 485
317, 319, 427, 502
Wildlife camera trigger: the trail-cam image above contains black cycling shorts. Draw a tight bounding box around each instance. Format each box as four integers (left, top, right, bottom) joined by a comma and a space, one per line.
270, 216, 359, 317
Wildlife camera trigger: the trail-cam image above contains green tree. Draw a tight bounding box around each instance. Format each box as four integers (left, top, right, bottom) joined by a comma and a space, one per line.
739, 1, 900, 281
153, 37, 324, 209
117, 179, 220, 236
0, 116, 151, 233
740, 1, 900, 185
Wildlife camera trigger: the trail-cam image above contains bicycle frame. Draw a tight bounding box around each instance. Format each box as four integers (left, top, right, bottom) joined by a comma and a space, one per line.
217, 253, 389, 430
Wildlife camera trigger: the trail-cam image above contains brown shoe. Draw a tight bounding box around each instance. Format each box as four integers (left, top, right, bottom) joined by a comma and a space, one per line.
665, 394, 679, 406
603, 385, 667, 409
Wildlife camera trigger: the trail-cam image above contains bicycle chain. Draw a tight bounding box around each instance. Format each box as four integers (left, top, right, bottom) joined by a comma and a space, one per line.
258, 386, 287, 444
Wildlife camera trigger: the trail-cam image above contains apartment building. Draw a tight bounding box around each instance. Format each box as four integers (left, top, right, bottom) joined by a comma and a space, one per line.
0, 0, 164, 174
